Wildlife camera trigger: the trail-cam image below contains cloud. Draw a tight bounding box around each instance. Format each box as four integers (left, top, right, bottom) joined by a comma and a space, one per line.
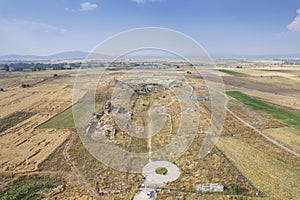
0, 19, 68, 34
287, 9, 300, 32
131, 0, 162, 4
80, 2, 98, 11
66, 2, 98, 12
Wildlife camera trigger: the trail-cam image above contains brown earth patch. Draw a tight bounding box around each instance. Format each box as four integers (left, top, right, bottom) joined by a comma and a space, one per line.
0, 112, 36, 134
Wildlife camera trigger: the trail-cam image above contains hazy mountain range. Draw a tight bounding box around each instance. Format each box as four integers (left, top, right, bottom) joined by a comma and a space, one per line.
0, 51, 90, 61
0, 50, 299, 61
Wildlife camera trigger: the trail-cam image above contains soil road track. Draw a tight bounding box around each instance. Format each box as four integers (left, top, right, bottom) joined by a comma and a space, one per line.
63, 133, 100, 199
226, 108, 300, 158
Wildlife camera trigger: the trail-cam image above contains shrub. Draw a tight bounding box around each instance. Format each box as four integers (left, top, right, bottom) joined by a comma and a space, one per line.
230, 183, 239, 194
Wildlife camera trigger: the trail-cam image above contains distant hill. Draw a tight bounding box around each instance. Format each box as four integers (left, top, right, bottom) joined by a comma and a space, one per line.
211, 53, 300, 60
1, 51, 299, 61
0, 51, 109, 61
46, 51, 89, 60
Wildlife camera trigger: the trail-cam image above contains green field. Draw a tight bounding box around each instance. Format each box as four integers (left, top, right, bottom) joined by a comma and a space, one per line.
219, 69, 247, 77
38, 103, 102, 129
227, 91, 300, 130
0, 177, 61, 200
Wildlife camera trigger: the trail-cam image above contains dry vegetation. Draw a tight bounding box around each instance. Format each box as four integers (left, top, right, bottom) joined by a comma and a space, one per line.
1, 61, 300, 199
0, 71, 76, 174
217, 137, 300, 199
263, 127, 300, 154
0, 111, 36, 133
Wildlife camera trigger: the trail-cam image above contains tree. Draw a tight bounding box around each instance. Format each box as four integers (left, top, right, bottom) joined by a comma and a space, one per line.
4, 64, 9, 71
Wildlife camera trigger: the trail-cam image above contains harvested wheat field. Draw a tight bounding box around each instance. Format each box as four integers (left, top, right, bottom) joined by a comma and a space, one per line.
0, 71, 76, 174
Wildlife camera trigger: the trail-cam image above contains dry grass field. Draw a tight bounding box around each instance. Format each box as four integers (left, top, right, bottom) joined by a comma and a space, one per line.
1, 60, 300, 199
0, 71, 77, 174
217, 137, 300, 199
218, 65, 300, 111
263, 127, 300, 154
216, 62, 300, 199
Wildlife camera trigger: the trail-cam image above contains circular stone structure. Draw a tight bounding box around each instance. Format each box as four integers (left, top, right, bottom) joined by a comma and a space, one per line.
142, 161, 180, 185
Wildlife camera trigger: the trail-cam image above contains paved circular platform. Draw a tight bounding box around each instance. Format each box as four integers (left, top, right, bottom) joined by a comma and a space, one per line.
142, 161, 180, 185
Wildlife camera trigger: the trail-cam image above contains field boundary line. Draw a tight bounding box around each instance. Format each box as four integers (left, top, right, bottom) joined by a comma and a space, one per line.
226, 108, 300, 158
215, 146, 259, 196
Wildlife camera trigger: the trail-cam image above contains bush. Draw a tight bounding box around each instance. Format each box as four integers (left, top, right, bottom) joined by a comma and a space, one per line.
230, 183, 239, 194
155, 167, 168, 175
21, 83, 30, 88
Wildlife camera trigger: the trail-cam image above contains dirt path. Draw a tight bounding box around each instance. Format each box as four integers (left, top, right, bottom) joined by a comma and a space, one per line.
62, 134, 100, 199
226, 108, 300, 158
147, 106, 173, 162
147, 125, 152, 163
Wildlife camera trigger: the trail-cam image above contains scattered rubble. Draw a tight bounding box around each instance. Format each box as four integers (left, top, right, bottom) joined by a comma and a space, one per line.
191, 96, 211, 101
196, 183, 224, 192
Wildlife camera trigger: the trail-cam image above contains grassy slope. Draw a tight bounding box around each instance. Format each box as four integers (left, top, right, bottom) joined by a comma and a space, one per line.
39, 103, 102, 129
227, 91, 300, 130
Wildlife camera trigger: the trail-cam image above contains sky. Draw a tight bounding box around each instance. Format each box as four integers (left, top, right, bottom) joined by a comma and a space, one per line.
0, 0, 300, 56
